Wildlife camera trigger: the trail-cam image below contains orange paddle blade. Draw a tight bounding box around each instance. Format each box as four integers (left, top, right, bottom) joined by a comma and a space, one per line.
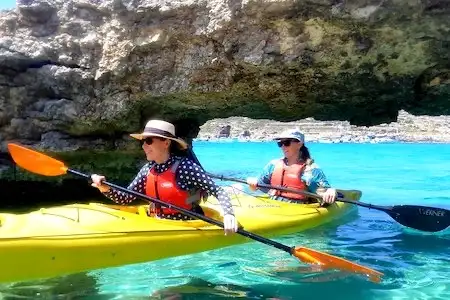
7, 143, 68, 176
294, 247, 383, 283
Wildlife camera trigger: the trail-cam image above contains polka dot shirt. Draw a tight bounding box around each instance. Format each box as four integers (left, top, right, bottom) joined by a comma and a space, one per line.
104, 156, 235, 216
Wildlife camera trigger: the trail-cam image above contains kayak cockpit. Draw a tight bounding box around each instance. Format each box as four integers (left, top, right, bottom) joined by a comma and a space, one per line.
97, 203, 223, 220
33, 203, 225, 231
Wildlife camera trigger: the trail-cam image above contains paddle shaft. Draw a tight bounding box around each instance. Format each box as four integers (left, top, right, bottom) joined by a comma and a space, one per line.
208, 173, 394, 212
68, 169, 294, 254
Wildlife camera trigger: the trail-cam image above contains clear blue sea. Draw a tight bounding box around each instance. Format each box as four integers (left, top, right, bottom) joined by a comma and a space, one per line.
0, 0, 15, 11
2, 141, 450, 299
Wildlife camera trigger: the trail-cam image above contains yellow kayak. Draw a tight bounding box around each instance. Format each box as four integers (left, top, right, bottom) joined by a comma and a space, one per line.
0, 190, 360, 284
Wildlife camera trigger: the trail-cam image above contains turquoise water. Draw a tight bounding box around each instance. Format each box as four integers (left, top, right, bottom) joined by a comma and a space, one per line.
0, 0, 15, 11
2, 142, 450, 299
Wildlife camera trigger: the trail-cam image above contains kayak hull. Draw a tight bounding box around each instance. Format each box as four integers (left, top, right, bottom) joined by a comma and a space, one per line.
0, 190, 360, 284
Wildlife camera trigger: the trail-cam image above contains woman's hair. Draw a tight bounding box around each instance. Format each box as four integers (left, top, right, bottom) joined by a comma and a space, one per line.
299, 145, 311, 161
169, 140, 188, 157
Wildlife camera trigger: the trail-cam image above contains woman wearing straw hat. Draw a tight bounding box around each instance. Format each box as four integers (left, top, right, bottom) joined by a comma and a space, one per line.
91, 119, 238, 235
246, 128, 337, 205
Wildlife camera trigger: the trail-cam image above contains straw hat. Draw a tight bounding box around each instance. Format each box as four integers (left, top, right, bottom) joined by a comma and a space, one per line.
130, 120, 188, 150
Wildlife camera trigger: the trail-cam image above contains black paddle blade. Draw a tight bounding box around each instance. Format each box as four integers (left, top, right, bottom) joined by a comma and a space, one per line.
387, 205, 450, 232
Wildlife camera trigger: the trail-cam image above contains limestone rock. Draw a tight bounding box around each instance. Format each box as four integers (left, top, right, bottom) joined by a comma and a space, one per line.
197, 110, 450, 143
0, 0, 449, 182
217, 124, 231, 138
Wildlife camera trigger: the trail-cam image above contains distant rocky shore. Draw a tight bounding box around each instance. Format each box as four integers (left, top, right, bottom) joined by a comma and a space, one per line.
196, 110, 450, 143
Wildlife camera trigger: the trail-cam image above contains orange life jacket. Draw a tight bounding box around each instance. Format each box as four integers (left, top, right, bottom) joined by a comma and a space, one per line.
269, 159, 307, 201
146, 159, 201, 215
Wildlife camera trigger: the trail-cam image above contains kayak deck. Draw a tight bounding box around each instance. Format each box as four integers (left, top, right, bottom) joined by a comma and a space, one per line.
0, 189, 360, 284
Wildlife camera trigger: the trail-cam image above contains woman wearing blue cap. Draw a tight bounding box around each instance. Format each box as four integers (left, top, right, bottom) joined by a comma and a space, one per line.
246, 128, 337, 204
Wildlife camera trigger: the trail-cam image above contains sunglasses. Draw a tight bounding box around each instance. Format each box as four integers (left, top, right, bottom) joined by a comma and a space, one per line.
277, 139, 296, 147
140, 137, 166, 146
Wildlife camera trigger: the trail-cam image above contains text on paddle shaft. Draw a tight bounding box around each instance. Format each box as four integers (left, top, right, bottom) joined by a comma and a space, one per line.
418, 208, 445, 217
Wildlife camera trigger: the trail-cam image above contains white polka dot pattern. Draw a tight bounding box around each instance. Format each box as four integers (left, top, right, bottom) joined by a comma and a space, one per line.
103, 156, 235, 216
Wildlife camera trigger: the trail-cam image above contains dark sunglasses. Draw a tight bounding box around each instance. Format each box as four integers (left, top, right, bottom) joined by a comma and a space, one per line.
277, 139, 296, 147
140, 137, 154, 146
140, 137, 166, 146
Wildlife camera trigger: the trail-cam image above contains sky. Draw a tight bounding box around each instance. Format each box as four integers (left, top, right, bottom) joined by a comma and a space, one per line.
0, 0, 17, 11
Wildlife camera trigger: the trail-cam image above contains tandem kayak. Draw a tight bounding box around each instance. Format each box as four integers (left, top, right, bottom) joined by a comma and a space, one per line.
0, 189, 360, 284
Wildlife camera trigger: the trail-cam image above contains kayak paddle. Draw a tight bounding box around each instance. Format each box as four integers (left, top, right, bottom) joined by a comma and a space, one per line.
209, 173, 450, 233
7, 143, 383, 283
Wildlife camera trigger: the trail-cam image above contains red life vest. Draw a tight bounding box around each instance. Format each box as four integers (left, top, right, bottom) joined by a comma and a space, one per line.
145, 160, 200, 215
269, 159, 308, 201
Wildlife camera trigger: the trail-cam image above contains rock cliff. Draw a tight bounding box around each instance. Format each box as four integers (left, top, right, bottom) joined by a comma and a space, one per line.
0, 0, 449, 200
0, 0, 449, 155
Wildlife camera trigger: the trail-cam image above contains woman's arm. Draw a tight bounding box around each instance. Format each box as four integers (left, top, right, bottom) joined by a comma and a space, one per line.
103, 163, 153, 204
303, 165, 331, 193
256, 161, 276, 190
303, 163, 336, 203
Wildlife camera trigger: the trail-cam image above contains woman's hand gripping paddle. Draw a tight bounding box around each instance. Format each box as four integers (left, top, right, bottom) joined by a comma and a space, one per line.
209, 174, 450, 233
7, 143, 384, 283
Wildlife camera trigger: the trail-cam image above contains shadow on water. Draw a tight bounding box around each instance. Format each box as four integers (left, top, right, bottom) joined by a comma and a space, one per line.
0, 273, 111, 299
0, 273, 408, 300
0, 274, 292, 300
147, 275, 399, 300
0, 179, 107, 213
149, 277, 286, 300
